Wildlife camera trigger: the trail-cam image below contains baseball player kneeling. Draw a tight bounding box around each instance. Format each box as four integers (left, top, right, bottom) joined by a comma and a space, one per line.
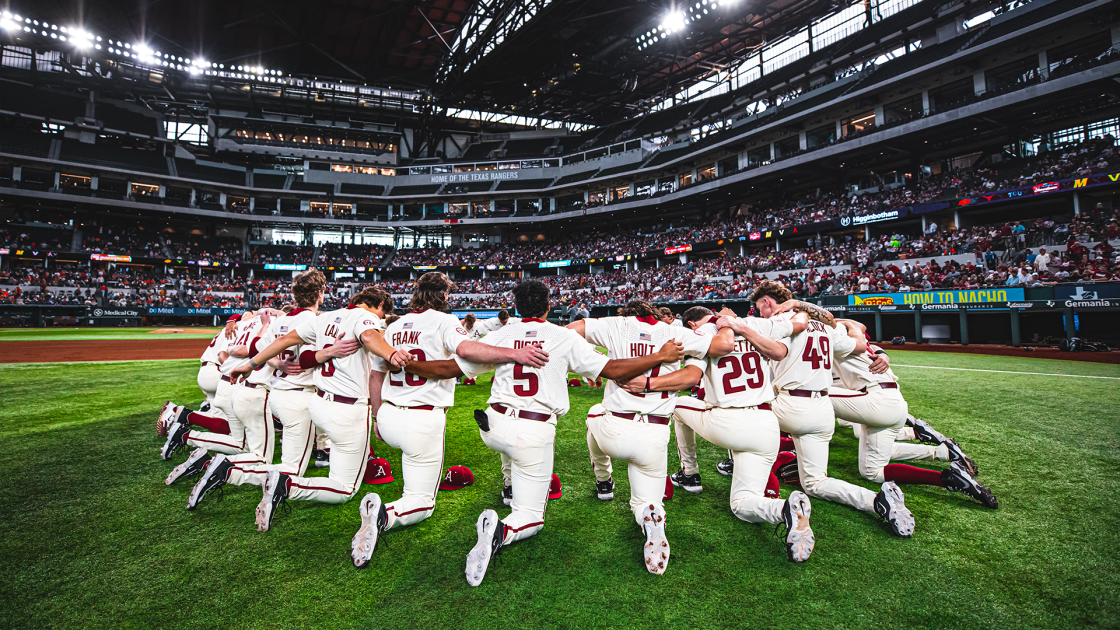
402, 281, 683, 585
567, 299, 733, 575
619, 305, 817, 563
228, 287, 401, 531
348, 273, 549, 570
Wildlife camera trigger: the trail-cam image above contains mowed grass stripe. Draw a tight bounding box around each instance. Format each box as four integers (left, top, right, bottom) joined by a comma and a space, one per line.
0, 353, 1116, 629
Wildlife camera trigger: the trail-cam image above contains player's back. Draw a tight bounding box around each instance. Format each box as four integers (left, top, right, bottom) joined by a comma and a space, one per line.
483, 319, 606, 417
220, 317, 263, 375
832, 350, 898, 391
690, 320, 776, 408
770, 315, 834, 392
268, 308, 319, 390
200, 330, 229, 364
307, 306, 382, 399
379, 309, 465, 408
585, 316, 710, 417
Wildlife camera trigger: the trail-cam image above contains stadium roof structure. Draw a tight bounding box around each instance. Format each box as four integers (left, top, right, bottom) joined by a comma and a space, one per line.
24, 0, 851, 126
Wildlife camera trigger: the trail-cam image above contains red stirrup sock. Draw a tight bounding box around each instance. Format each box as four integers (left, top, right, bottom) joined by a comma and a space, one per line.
883, 464, 944, 487
188, 412, 230, 435
778, 437, 796, 452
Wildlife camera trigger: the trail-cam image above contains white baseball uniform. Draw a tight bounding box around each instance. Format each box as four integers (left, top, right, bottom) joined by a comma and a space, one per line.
478, 316, 521, 335
279, 306, 382, 504
582, 316, 713, 525
769, 316, 877, 513
197, 330, 229, 411
456, 317, 610, 545
185, 316, 264, 455
227, 308, 320, 487
371, 308, 471, 530
673, 318, 792, 525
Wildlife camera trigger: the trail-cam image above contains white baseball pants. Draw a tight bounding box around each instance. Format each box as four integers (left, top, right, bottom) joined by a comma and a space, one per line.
673, 396, 784, 525
227, 388, 314, 486
773, 392, 877, 513
376, 404, 446, 529
481, 407, 556, 545
829, 386, 907, 484
286, 395, 370, 504
586, 404, 670, 527
219, 386, 276, 476
197, 363, 223, 410
186, 379, 245, 454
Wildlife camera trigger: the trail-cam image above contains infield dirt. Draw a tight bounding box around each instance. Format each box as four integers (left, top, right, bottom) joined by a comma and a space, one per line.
0, 338, 211, 363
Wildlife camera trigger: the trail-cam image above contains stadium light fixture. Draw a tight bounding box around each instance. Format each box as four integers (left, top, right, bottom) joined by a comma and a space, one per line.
70, 28, 94, 49
662, 11, 687, 34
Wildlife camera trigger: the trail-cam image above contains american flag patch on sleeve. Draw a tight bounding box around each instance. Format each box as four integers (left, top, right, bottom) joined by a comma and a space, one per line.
403, 322, 413, 329
525, 330, 537, 338
639, 332, 652, 341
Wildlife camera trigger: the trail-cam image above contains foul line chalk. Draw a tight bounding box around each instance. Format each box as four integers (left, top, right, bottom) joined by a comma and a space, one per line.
893, 364, 1120, 380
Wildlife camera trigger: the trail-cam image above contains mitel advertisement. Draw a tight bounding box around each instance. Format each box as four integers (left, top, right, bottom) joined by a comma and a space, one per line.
148, 307, 248, 316
849, 288, 1025, 306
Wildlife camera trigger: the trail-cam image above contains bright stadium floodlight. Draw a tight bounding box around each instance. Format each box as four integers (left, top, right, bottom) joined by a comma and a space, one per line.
71, 28, 94, 49
0, 12, 18, 31
662, 11, 686, 34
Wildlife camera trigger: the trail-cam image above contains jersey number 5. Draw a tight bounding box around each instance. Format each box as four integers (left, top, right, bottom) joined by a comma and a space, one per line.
716, 352, 765, 393
513, 364, 539, 397
801, 335, 831, 370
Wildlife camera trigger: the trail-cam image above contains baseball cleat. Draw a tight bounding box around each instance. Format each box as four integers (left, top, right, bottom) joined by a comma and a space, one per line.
351, 493, 388, 569
908, 417, 945, 445
156, 401, 180, 437
166, 448, 211, 486
669, 470, 702, 494
465, 509, 504, 587
501, 485, 513, 506
641, 504, 670, 575
595, 478, 615, 501
716, 458, 734, 476
187, 454, 233, 510
943, 439, 979, 476
312, 449, 330, 468
942, 462, 998, 509
160, 416, 191, 461
780, 491, 815, 562
199, 401, 211, 413
256, 470, 291, 531
874, 481, 916, 538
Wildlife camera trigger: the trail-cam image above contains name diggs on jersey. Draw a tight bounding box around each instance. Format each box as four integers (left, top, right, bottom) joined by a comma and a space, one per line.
514, 340, 543, 349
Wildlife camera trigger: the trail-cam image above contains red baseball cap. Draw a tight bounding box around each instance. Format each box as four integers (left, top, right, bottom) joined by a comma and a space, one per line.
364, 457, 395, 485
548, 473, 563, 500
567, 378, 582, 388
438, 465, 475, 491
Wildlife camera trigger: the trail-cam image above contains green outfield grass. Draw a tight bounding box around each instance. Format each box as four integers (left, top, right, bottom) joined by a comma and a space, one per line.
0, 327, 222, 341
0, 351, 1117, 629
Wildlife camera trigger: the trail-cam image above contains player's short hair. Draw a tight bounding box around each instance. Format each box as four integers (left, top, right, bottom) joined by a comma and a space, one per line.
351, 286, 395, 313
409, 271, 455, 312
498, 309, 510, 323
617, 300, 659, 319
384, 313, 401, 326
292, 268, 326, 307
512, 281, 550, 318
280, 303, 295, 313
750, 280, 793, 304
462, 313, 476, 329
658, 307, 674, 320
682, 306, 713, 324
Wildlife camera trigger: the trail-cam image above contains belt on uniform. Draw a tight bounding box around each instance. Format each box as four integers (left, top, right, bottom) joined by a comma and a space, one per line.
755, 403, 773, 410
387, 402, 437, 411
202, 361, 219, 368
221, 375, 232, 383
860, 382, 899, 392
242, 382, 261, 389
786, 389, 829, 398
316, 390, 365, 405
490, 403, 553, 423
608, 411, 671, 425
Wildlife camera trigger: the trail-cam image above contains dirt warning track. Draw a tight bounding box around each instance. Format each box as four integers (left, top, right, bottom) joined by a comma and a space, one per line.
0, 338, 212, 363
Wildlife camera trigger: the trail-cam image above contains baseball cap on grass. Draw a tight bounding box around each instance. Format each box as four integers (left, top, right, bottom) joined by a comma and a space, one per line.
567, 378, 582, 387
548, 473, 563, 500
364, 456, 395, 485
438, 465, 475, 491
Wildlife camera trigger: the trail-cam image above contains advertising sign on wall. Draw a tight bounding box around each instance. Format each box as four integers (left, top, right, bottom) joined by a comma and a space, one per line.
848, 288, 1025, 306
